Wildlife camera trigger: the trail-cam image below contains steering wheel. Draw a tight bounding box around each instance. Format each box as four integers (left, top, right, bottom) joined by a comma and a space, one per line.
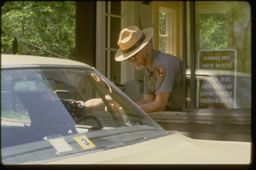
76, 115, 103, 130
61, 99, 103, 130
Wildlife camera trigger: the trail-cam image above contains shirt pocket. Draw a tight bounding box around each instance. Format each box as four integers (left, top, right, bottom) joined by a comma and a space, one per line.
154, 71, 165, 90
146, 78, 156, 93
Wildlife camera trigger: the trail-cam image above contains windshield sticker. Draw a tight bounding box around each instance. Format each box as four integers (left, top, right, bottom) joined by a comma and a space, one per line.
73, 136, 96, 150
44, 137, 73, 154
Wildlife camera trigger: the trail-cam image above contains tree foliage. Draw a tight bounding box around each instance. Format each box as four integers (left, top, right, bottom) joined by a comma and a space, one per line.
159, 12, 167, 53
200, 13, 229, 49
1, 1, 75, 58
198, 3, 251, 74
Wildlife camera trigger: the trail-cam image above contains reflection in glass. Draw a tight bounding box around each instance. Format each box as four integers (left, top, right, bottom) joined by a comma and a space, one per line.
159, 37, 166, 53
200, 13, 229, 49
192, 1, 251, 109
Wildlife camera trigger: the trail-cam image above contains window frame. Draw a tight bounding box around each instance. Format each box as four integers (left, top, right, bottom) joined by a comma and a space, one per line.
158, 7, 177, 56
105, 1, 121, 82
96, 1, 121, 82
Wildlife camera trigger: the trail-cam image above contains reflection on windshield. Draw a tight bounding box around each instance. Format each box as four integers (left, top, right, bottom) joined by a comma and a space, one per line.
1, 68, 164, 164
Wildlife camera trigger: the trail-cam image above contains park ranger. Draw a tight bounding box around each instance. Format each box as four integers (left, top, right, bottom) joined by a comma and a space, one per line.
115, 26, 184, 113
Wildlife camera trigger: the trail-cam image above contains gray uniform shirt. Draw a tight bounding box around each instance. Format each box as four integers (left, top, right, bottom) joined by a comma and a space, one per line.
144, 50, 184, 110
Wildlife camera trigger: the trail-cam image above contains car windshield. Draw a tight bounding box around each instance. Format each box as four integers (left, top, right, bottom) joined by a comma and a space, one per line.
1, 67, 166, 164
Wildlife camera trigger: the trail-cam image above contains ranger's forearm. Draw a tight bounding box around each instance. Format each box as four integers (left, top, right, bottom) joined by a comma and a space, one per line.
136, 99, 147, 105
139, 100, 165, 113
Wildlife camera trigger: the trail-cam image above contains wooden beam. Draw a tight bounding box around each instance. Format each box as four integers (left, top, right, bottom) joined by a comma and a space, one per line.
75, 1, 96, 66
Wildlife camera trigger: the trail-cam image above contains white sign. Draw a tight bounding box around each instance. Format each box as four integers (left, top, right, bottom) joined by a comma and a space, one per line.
196, 49, 237, 108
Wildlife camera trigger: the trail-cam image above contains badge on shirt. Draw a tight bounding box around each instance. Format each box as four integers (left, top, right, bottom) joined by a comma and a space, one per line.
154, 65, 166, 90
155, 65, 165, 78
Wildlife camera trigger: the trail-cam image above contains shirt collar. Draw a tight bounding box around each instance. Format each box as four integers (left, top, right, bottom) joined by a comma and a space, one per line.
150, 50, 160, 70
146, 50, 160, 74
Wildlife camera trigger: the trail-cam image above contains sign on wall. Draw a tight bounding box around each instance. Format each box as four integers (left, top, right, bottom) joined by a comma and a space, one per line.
196, 49, 237, 108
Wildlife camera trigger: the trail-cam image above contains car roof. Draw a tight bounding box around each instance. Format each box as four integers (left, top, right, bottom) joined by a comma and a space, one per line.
186, 68, 250, 77
1, 54, 92, 69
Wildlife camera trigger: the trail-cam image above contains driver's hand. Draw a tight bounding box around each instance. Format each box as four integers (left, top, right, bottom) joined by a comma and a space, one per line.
104, 102, 115, 112
74, 100, 87, 108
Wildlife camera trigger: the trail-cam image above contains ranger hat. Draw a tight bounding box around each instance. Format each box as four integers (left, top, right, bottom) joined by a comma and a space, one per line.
115, 26, 154, 62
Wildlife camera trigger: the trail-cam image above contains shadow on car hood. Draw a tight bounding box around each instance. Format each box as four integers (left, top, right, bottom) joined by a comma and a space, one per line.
45, 132, 251, 164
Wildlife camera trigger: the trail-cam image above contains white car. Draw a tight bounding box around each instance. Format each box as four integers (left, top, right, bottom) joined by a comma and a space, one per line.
186, 69, 251, 109
1, 54, 251, 167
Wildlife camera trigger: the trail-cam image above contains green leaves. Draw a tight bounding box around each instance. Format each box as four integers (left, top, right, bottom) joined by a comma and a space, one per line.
1, 1, 75, 58
200, 13, 229, 50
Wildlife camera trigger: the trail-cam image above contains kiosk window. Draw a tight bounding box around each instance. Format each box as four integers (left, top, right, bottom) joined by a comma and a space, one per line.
186, 1, 251, 110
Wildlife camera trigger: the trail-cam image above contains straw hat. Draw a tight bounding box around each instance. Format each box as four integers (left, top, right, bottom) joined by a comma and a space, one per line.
115, 26, 154, 62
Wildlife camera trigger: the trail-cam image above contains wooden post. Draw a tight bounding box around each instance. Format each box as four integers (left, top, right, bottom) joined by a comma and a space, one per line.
75, 1, 96, 67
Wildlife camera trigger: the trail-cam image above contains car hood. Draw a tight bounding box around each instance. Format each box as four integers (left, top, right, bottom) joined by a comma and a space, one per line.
45, 132, 251, 164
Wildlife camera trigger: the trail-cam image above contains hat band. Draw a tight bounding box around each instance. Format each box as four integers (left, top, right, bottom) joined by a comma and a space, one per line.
121, 33, 146, 54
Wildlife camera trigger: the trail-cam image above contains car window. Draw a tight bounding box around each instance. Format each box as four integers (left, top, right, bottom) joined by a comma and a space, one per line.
1, 70, 31, 124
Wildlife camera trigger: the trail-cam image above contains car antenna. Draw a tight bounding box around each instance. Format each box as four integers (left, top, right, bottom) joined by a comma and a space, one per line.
12, 37, 67, 59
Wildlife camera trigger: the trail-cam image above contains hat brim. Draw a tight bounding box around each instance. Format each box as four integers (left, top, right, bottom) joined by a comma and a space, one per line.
115, 27, 154, 62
